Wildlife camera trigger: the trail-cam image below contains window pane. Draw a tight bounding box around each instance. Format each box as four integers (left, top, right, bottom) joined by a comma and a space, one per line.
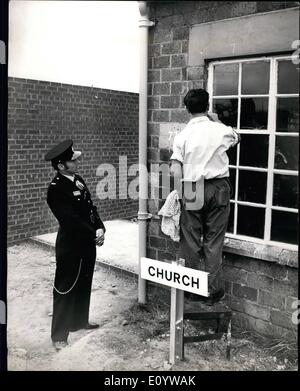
238, 171, 267, 204
276, 98, 299, 132
271, 211, 298, 245
240, 98, 268, 129
273, 175, 298, 209
242, 61, 270, 94
239, 134, 269, 168
275, 136, 299, 170
213, 63, 239, 96
278, 60, 299, 94
213, 99, 238, 127
229, 168, 236, 198
237, 205, 265, 238
227, 146, 237, 165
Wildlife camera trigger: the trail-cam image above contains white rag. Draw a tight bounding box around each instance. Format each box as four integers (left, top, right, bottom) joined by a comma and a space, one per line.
158, 190, 181, 242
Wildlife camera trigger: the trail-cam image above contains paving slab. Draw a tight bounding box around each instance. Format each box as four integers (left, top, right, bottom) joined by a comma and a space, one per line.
32, 219, 139, 275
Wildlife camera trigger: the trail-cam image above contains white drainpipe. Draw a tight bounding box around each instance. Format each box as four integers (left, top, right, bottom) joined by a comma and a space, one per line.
137, 1, 155, 304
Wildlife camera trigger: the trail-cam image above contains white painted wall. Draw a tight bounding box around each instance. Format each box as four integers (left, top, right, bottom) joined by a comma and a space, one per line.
8, 1, 140, 93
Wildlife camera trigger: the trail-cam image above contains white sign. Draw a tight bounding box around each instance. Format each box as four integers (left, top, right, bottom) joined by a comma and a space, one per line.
141, 257, 208, 296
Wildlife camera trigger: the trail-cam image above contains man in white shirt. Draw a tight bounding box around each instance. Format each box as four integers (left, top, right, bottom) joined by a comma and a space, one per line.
170, 89, 240, 305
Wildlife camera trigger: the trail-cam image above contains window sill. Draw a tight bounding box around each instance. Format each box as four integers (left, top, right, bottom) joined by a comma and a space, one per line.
222, 237, 298, 268
152, 215, 298, 268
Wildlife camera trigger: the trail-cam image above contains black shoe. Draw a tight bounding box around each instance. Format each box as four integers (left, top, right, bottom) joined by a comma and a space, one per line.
84, 322, 99, 330
70, 322, 100, 332
186, 289, 225, 306
185, 292, 204, 301
205, 288, 226, 306
69, 326, 81, 332
52, 340, 68, 351
210, 288, 225, 300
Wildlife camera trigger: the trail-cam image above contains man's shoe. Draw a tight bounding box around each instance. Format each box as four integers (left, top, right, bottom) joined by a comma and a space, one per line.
70, 322, 100, 332
84, 322, 99, 330
185, 292, 204, 302
210, 288, 225, 300
52, 340, 68, 351
205, 288, 225, 306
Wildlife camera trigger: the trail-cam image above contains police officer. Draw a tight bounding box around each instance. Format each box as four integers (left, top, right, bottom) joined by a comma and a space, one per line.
45, 139, 106, 351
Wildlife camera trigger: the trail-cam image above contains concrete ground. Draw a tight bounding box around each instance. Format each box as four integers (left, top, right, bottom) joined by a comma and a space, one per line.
33, 219, 139, 275
8, 241, 296, 371
7, 220, 297, 371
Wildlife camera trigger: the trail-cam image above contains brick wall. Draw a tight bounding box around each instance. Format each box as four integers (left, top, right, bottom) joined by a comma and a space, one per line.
8, 77, 139, 245
223, 254, 298, 339
146, 1, 298, 338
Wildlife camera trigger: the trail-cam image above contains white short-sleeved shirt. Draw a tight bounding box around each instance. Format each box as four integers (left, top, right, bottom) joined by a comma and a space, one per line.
170, 116, 240, 181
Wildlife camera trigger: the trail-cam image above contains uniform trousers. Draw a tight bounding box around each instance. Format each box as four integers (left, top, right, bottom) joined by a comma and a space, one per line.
51, 243, 96, 342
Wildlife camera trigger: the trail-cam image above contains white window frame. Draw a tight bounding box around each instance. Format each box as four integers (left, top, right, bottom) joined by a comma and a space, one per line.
207, 55, 298, 251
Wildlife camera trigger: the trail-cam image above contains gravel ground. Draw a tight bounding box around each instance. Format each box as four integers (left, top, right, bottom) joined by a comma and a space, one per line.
7, 242, 297, 371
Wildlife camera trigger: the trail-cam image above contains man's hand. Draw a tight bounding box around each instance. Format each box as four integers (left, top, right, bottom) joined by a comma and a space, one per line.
95, 228, 105, 246
207, 112, 222, 123
235, 131, 241, 145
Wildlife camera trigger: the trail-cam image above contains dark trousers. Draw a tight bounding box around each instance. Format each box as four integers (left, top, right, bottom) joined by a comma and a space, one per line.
51, 244, 96, 342
179, 177, 231, 293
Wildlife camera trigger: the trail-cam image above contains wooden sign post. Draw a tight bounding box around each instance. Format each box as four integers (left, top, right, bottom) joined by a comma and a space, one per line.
141, 257, 209, 365
169, 259, 184, 364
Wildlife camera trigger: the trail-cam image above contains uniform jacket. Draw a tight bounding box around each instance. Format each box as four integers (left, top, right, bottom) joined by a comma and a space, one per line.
46, 172, 105, 258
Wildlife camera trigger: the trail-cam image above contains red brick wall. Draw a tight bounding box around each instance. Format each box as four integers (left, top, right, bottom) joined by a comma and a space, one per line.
8, 77, 139, 245
146, 1, 298, 339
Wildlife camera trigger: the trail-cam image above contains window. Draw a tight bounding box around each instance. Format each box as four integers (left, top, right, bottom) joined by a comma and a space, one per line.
208, 56, 299, 249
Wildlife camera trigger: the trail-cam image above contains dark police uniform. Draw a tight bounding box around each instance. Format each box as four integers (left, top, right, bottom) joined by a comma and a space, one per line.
45, 140, 105, 343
